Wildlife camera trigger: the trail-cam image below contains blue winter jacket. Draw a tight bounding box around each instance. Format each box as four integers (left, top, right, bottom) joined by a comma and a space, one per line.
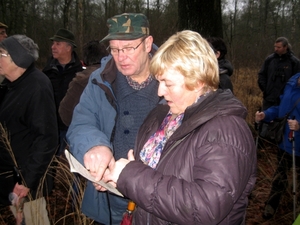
66, 44, 161, 222
264, 72, 300, 156
67, 55, 115, 164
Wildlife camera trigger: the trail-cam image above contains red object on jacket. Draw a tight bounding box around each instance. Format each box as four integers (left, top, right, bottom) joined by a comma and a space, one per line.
120, 201, 135, 225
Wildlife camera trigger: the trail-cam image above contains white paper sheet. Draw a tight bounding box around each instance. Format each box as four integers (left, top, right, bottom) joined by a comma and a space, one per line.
64, 150, 123, 197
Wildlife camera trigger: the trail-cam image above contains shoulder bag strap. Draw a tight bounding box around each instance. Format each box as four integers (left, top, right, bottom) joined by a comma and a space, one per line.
286, 97, 300, 117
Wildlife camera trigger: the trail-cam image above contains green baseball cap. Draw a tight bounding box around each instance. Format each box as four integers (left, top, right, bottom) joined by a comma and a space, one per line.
100, 13, 150, 42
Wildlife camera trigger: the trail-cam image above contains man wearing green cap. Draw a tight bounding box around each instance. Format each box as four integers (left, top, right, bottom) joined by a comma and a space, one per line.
43, 28, 83, 156
67, 13, 162, 224
0, 22, 8, 42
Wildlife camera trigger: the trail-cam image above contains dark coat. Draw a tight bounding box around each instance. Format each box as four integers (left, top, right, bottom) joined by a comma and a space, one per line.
0, 64, 58, 206
219, 59, 234, 93
258, 51, 300, 106
42, 52, 83, 130
59, 64, 100, 126
117, 89, 257, 225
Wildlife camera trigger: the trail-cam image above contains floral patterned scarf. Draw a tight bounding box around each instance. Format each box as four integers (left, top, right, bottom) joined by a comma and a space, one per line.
140, 112, 184, 169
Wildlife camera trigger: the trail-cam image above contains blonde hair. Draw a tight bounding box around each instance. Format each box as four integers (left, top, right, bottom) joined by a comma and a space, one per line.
150, 30, 219, 92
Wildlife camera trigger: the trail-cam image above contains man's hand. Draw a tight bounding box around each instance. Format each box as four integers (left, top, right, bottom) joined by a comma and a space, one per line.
84, 146, 114, 181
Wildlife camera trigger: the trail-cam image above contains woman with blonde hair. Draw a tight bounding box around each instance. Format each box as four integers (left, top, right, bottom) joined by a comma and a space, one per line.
102, 30, 257, 225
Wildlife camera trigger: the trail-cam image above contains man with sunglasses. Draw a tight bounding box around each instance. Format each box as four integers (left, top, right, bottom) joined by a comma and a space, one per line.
67, 13, 161, 225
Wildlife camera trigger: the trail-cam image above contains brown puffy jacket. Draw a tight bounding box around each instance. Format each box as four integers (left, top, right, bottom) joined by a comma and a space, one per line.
117, 89, 257, 225
59, 65, 100, 126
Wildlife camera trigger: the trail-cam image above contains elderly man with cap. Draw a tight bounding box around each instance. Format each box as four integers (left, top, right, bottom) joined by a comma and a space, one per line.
0, 35, 58, 207
43, 28, 83, 156
67, 13, 161, 224
0, 22, 8, 42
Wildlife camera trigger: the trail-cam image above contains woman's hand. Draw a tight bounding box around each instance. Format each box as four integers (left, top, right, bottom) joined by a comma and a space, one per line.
288, 119, 299, 131
255, 111, 265, 122
100, 149, 135, 188
13, 183, 30, 199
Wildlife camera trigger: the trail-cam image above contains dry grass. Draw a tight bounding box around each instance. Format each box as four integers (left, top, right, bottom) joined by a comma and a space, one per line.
231, 67, 262, 125
0, 124, 93, 225
0, 154, 94, 225
234, 68, 299, 224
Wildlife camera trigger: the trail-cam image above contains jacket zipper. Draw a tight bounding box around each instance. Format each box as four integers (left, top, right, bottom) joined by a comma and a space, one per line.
145, 134, 190, 224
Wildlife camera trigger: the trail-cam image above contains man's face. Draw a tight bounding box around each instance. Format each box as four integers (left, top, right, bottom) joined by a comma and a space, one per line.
108, 36, 153, 81
0, 28, 7, 42
51, 41, 72, 62
274, 42, 287, 56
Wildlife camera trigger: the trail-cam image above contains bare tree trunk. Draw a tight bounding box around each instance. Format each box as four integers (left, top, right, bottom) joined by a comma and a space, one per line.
105, 0, 108, 19
178, 0, 223, 38
77, 0, 83, 56
123, 0, 127, 12
63, 0, 73, 29
147, 0, 149, 19
21, 0, 28, 33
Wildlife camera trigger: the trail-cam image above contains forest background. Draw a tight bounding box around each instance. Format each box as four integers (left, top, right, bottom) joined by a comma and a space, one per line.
1, 0, 300, 123
1, 0, 300, 224
1, 0, 300, 68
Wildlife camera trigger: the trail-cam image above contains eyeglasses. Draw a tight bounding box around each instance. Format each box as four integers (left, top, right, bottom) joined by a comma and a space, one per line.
107, 37, 147, 56
0, 53, 8, 58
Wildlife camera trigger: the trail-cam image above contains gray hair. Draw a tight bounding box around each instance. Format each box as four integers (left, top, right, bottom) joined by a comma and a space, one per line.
275, 37, 292, 51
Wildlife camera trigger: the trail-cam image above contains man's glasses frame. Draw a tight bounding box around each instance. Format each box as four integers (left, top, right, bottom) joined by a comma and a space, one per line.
0, 53, 8, 58
107, 37, 147, 56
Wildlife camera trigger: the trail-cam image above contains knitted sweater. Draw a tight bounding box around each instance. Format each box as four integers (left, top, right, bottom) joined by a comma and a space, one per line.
113, 72, 160, 159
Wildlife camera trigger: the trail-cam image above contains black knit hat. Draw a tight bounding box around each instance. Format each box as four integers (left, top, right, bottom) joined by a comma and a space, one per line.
1, 36, 35, 68
50, 28, 76, 48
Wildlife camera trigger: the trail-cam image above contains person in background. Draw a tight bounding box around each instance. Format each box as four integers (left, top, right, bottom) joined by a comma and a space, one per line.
66, 13, 162, 224
0, 35, 58, 207
206, 36, 234, 93
43, 28, 83, 155
59, 40, 108, 126
0, 22, 8, 84
0, 22, 8, 41
101, 30, 257, 225
258, 37, 300, 111
255, 73, 300, 220
257, 37, 300, 149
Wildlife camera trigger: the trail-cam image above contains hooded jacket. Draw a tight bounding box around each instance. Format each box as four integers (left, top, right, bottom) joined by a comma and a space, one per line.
218, 59, 233, 93
263, 73, 300, 156
117, 89, 257, 225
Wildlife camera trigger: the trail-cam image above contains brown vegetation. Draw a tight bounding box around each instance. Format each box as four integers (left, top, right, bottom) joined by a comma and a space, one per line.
235, 68, 297, 224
